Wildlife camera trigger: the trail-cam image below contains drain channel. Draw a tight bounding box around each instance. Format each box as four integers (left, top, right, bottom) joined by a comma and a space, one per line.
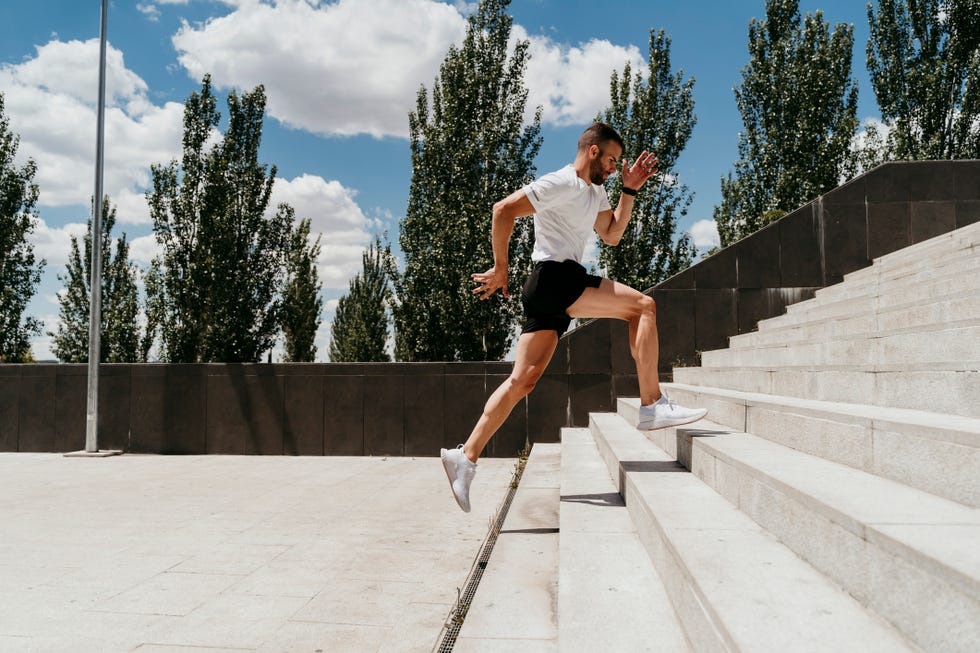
434, 448, 530, 652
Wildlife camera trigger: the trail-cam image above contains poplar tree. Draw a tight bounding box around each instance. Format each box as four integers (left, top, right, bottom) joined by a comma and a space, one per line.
0, 92, 44, 363
330, 238, 395, 363
281, 214, 322, 362
600, 29, 697, 291
50, 197, 142, 363
867, 0, 980, 161
145, 76, 292, 363
714, 0, 859, 247
394, 0, 542, 361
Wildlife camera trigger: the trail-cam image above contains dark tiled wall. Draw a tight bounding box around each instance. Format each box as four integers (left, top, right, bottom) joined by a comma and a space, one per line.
2, 162, 976, 456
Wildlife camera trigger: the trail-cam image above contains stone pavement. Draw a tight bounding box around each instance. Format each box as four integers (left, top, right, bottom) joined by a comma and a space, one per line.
0, 452, 516, 652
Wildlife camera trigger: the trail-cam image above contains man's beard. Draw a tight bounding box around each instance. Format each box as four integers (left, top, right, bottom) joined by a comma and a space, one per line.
589, 159, 606, 185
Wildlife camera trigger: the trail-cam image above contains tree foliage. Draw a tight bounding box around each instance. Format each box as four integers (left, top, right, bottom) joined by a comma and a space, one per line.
281, 214, 322, 362
599, 30, 697, 291
145, 76, 292, 363
867, 0, 980, 160
50, 197, 143, 363
0, 92, 44, 363
715, 0, 859, 247
330, 238, 396, 363
394, 0, 542, 361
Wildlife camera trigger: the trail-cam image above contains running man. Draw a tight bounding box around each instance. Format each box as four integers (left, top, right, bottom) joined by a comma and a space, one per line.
441, 123, 707, 512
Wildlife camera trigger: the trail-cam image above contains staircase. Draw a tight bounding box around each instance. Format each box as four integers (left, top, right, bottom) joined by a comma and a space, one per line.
453, 221, 979, 651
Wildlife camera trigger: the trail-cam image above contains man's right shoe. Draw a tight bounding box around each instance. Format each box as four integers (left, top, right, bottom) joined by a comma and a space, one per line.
636, 394, 708, 430
441, 445, 477, 513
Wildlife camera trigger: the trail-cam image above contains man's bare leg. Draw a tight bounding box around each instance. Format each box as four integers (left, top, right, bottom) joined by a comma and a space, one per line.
462, 330, 559, 463
567, 279, 661, 405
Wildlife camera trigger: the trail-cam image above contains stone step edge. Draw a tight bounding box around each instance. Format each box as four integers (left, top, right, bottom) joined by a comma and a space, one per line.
674, 362, 980, 374
660, 382, 980, 449
781, 266, 980, 320
557, 428, 691, 653
588, 412, 915, 653
677, 420, 980, 601
712, 321, 980, 363
833, 241, 980, 287
732, 310, 980, 351
826, 247, 980, 297
730, 307, 980, 350
845, 222, 980, 275
451, 442, 561, 648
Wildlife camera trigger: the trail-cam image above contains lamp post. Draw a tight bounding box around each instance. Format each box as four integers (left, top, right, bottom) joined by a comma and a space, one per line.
84, 0, 109, 453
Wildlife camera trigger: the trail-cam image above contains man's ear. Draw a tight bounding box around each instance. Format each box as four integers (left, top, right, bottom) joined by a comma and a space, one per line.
588, 144, 600, 158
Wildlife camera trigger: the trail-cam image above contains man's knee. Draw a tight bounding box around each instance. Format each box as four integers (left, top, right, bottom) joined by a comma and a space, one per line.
508, 369, 543, 397
633, 294, 656, 319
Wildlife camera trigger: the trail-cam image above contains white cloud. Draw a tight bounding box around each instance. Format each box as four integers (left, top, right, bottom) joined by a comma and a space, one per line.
690, 219, 720, 249
128, 234, 162, 265
268, 174, 371, 289
28, 219, 88, 268
518, 27, 646, 127
137, 3, 162, 21
169, 0, 647, 138
171, 0, 467, 138
0, 38, 184, 211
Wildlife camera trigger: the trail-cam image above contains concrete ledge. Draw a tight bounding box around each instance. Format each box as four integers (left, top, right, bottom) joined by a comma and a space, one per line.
454, 443, 560, 651
588, 414, 914, 652
558, 428, 690, 652
664, 418, 980, 653
660, 384, 980, 507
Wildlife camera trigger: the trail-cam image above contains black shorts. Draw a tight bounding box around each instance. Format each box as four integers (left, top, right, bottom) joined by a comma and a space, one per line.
521, 260, 603, 336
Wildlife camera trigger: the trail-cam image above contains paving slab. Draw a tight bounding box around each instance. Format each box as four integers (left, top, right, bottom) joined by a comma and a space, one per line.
0, 452, 515, 653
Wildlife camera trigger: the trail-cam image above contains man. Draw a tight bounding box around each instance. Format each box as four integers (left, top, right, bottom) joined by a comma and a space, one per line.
441, 123, 707, 512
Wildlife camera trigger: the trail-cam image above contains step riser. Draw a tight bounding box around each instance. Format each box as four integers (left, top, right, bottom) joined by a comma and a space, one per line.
673, 368, 980, 419
762, 268, 980, 330
674, 428, 980, 653
663, 385, 980, 507
591, 413, 917, 653
731, 295, 980, 349
815, 247, 980, 302
559, 429, 692, 652
779, 270, 980, 325
703, 325, 980, 369
845, 228, 980, 277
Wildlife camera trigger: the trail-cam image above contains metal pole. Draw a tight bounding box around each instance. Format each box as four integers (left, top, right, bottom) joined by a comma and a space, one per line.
84, 0, 109, 453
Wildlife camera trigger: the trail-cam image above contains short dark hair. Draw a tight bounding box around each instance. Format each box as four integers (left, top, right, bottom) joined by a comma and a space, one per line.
578, 122, 623, 153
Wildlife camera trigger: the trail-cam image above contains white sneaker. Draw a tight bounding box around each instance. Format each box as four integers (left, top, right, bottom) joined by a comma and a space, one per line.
441, 445, 477, 513
636, 394, 707, 430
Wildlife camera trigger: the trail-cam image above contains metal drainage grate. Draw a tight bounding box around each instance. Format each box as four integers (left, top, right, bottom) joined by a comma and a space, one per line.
434, 451, 529, 652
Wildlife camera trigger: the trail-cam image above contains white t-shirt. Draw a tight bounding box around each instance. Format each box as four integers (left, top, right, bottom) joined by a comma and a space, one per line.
523, 164, 611, 263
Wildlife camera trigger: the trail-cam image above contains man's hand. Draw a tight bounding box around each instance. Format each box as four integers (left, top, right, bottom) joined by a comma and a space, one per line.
620, 151, 659, 192
471, 266, 509, 300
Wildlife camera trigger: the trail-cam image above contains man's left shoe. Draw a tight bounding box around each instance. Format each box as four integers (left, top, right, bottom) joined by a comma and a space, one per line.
440, 445, 477, 513
636, 394, 707, 431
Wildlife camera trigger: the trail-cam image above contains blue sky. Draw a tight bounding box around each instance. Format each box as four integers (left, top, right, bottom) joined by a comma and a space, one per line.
1, 0, 879, 361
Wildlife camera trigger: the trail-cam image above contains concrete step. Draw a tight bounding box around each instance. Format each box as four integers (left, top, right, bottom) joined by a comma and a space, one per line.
817, 237, 980, 303
588, 412, 916, 653
673, 365, 980, 419
848, 221, 980, 278
730, 291, 980, 349
703, 323, 980, 369
558, 428, 690, 652
766, 263, 980, 328
454, 443, 560, 652
625, 411, 980, 653
659, 383, 980, 507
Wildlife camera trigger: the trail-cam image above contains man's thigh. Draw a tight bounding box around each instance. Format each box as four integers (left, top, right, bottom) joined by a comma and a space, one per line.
565, 278, 650, 321
511, 330, 560, 379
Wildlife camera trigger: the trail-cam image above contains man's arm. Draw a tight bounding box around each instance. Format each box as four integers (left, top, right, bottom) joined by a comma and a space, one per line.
472, 189, 535, 300
595, 152, 659, 246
